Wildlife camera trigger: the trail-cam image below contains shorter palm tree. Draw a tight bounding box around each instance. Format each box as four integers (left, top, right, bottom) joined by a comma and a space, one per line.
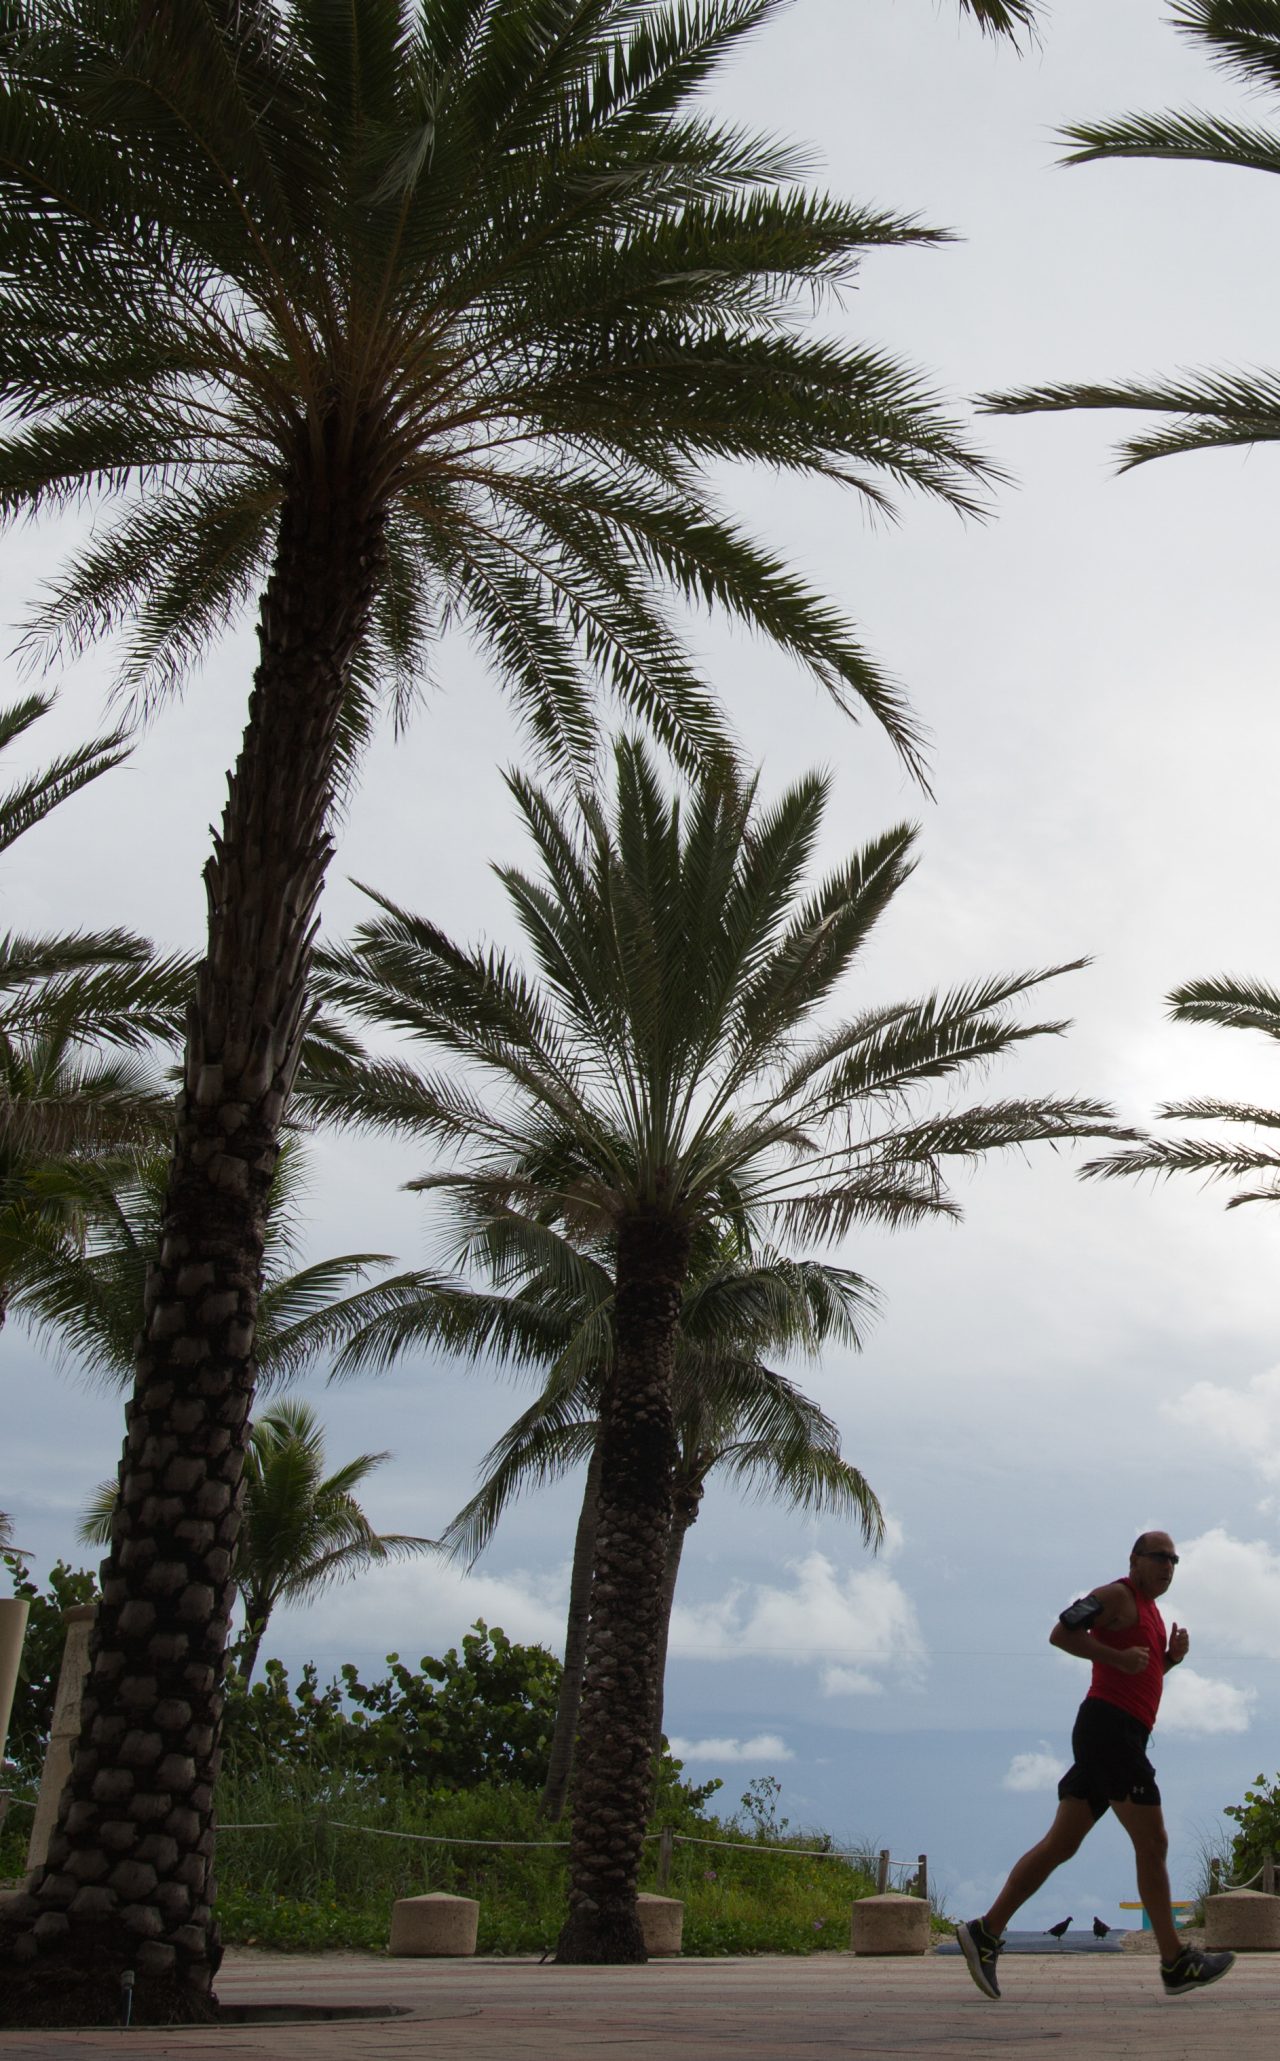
1083, 976, 1280, 1205
309, 735, 1129, 1961
83, 1398, 431, 1683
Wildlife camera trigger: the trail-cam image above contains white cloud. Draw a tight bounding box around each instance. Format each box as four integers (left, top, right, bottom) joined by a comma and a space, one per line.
821, 1667, 885, 1698
667, 1734, 794, 1764
1170, 1528, 1280, 1662
1165, 1366, 1280, 1480
668, 1553, 926, 1696
268, 1558, 569, 1664
1004, 1744, 1062, 1793
1159, 1667, 1256, 1737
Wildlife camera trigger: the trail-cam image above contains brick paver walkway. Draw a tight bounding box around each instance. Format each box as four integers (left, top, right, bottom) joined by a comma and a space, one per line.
1, 1947, 1276, 2059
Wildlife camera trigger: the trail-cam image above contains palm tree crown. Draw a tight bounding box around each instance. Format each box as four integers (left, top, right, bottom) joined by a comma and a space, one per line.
312, 739, 1122, 1247
1, 0, 999, 779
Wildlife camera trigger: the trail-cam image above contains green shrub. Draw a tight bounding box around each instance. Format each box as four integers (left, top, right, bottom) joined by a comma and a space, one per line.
222, 1621, 561, 1791
1223, 1771, 1280, 1886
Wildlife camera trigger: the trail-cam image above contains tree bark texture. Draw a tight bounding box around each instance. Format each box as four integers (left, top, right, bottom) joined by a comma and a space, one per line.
0, 422, 386, 2028
540, 1440, 603, 1823
555, 1212, 687, 1965
650, 1468, 704, 1763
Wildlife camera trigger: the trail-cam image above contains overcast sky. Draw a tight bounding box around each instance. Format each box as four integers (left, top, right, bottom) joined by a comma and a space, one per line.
9, 0, 1280, 1933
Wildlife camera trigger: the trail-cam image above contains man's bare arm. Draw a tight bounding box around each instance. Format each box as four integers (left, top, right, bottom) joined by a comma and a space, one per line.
1049, 1581, 1147, 1674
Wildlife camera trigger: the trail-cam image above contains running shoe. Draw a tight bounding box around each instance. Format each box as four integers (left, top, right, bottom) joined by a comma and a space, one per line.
1160, 1945, 1235, 1997
956, 1917, 1003, 1999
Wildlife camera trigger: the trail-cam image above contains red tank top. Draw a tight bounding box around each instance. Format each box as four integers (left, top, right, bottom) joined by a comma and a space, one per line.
1086, 1576, 1166, 1730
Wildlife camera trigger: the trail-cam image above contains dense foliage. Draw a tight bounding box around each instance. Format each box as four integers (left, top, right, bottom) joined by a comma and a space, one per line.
222, 1621, 562, 1792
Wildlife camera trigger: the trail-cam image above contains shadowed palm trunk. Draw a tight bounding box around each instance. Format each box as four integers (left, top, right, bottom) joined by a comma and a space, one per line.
555, 1214, 687, 1964
234, 1611, 270, 1689
541, 1442, 603, 1824
2, 434, 385, 2025
650, 1473, 703, 1763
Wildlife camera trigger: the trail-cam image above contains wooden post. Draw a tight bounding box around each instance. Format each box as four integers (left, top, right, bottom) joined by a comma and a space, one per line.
0, 1596, 30, 1773
26, 1602, 96, 1874
1264, 1851, 1275, 1897
876, 1848, 890, 1894
1210, 1857, 1221, 1894
916, 1854, 928, 1903
657, 1826, 675, 1890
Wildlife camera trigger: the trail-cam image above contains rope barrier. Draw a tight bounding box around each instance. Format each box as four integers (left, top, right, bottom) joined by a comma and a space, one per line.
215, 1817, 895, 1866
657, 1832, 872, 1862
217, 1819, 568, 1846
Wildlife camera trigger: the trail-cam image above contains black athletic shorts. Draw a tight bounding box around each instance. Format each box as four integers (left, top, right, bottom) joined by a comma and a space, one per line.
1056, 1697, 1161, 1821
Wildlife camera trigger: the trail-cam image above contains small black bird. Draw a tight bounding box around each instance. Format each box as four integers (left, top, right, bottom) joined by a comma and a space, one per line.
1092, 1916, 1112, 1939
1046, 1916, 1072, 1943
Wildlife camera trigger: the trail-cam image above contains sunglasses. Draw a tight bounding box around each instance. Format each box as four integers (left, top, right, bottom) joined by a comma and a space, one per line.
1138, 1550, 1179, 1566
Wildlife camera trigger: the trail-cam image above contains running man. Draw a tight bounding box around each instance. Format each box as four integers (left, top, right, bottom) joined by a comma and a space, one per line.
957, 1530, 1234, 2001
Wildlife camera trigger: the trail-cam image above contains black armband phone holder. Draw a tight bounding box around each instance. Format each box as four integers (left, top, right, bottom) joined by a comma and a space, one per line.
1058, 1595, 1103, 1630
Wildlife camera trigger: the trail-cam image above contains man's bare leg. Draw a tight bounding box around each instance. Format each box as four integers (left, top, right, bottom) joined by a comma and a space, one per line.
1111, 1800, 1179, 1963
983, 1799, 1096, 1936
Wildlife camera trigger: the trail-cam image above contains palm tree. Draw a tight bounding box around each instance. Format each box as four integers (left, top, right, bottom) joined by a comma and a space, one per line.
988, 5, 1280, 462
1083, 976, 1280, 1204
80, 1399, 431, 1685
332, 1218, 881, 1816
306, 735, 1128, 1961
0, 2, 1010, 2015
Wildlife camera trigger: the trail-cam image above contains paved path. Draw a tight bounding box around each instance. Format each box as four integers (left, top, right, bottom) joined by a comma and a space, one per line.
1, 1948, 1277, 2060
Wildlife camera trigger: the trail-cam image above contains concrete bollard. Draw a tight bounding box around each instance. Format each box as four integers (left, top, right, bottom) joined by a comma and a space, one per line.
1204, 1890, 1280, 1953
0, 1597, 30, 1773
389, 1891, 480, 1957
850, 1892, 931, 1956
637, 1892, 684, 1956
26, 1603, 96, 1876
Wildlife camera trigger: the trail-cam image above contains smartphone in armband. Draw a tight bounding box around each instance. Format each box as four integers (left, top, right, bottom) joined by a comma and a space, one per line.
1058, 1595, 1103, 1630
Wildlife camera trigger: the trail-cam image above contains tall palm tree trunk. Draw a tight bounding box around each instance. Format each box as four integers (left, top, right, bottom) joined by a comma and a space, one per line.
541, 1442, 603, 1823
650, 1478, 703, 1763
555, 1214, 686, 1965
0, 429, 386, 2028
